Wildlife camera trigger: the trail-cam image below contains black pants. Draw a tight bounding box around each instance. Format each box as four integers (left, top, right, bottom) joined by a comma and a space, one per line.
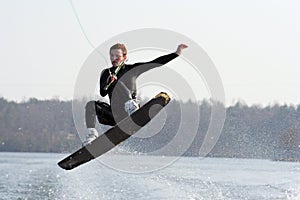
85, 100, 131, 128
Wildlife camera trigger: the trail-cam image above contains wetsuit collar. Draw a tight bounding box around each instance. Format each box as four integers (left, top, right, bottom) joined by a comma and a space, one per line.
110, 61, 125, 74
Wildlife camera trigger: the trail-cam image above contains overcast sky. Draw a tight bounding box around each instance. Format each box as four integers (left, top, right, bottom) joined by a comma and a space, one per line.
0, 0, 299, 106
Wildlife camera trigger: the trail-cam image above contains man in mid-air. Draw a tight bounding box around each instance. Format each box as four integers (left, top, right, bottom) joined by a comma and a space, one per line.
84, 43, 188, 144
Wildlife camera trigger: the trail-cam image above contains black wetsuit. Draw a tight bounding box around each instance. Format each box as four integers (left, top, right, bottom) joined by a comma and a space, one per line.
85, 52, 178, 127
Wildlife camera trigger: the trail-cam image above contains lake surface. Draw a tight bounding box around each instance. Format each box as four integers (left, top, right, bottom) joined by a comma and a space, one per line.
0, 152, 299, 200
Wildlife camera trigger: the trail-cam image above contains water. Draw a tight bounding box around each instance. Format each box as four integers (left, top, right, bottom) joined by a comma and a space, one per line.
0, 152, 299, 200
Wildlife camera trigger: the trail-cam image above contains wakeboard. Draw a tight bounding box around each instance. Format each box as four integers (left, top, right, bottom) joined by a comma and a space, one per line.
57, 92, 170, 170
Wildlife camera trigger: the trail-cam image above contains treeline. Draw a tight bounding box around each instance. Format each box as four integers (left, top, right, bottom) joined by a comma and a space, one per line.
0, 98, 79, 152
0, 97, 299, 161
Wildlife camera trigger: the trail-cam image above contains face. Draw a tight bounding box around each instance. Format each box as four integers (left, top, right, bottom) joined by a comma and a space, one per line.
110, 49, 126, 67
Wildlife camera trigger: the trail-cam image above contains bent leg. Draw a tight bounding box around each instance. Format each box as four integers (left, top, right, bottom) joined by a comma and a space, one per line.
95, 101, 116, 126
85, 100, 117, 127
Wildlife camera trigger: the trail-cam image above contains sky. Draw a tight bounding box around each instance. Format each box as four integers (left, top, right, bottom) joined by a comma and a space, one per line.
0, 0, 299, 106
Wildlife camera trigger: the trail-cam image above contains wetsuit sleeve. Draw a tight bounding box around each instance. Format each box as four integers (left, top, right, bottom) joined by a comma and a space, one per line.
131, 52, 178, 75
100, 69, 109, 97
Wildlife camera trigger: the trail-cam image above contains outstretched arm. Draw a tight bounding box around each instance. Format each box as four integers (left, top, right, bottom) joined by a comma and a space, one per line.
132, 44, 188, 74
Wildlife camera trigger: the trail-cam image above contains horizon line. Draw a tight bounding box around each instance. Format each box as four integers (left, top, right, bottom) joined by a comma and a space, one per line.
1, 95, 299, 108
